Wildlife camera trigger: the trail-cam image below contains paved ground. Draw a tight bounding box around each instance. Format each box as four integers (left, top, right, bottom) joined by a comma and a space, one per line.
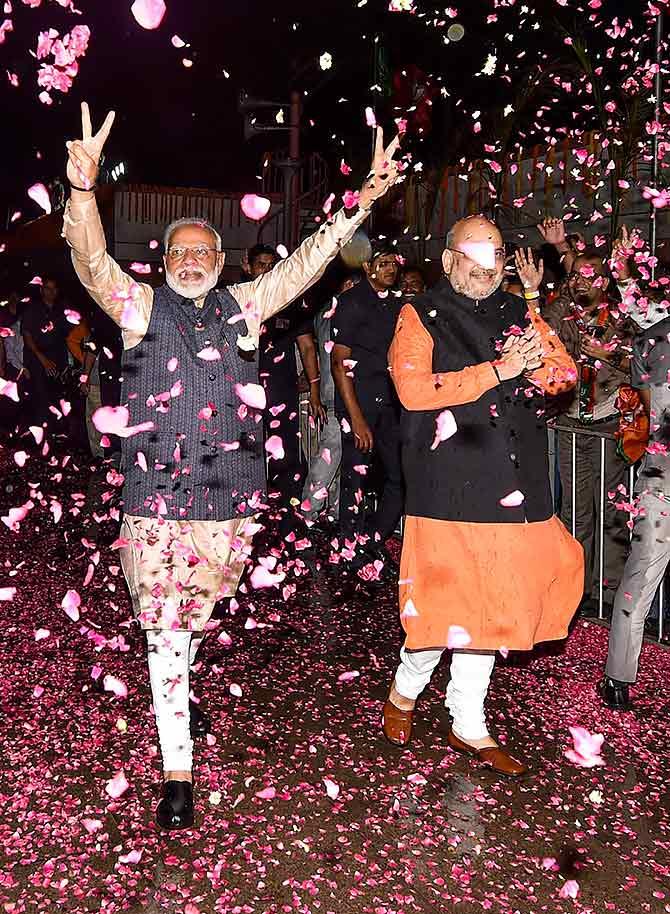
1, 447, 670, 914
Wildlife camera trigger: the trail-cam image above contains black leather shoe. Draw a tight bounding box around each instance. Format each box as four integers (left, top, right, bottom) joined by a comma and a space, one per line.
598, 677, 632, 711
156, 780, 194, 830
189, 699, 210, 738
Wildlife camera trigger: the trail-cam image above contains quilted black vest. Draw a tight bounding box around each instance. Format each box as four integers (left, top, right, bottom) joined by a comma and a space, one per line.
119, 285, 265, 520
400, 278, 554, 524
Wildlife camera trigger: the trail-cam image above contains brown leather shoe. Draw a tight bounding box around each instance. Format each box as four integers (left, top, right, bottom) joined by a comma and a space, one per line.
447, 728, 528, 777
382, 699, 414, 747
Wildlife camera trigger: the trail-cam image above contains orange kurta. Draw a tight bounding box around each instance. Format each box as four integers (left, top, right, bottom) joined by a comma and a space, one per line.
390, 303, 584, 652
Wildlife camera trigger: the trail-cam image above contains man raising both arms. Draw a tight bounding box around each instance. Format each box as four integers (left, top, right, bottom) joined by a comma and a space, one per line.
63, 102, 401, 829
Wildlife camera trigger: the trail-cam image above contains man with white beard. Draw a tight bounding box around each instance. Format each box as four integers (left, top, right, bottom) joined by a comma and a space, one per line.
63, 102, 401, 829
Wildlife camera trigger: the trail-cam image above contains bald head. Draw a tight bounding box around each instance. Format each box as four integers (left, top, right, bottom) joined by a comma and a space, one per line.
443, 216, 506, 300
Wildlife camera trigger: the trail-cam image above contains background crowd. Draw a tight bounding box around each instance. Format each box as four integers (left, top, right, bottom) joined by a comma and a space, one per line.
1, 213, 668, 644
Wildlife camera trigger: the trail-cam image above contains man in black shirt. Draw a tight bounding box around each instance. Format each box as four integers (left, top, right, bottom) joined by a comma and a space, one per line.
331, 241, 404, 575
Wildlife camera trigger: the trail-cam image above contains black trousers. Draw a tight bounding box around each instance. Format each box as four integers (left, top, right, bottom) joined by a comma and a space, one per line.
337, 402, 404, 546
264, 376, 306, 511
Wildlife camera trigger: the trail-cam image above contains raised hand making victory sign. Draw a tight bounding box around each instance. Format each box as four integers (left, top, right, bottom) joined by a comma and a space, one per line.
66, 101, 116, 191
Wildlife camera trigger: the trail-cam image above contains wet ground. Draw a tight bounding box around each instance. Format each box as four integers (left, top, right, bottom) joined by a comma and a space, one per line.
1, 447, 670, 914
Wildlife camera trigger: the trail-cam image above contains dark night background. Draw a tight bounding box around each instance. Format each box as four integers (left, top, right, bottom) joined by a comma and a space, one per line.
0, 0, 646, 224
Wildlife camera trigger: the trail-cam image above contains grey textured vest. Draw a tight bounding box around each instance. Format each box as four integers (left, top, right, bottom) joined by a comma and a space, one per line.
119, 285, 265, 521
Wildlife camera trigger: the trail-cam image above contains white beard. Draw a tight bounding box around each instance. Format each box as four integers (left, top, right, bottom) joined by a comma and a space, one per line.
166, 266, 218, 300
451, 270, 503, 300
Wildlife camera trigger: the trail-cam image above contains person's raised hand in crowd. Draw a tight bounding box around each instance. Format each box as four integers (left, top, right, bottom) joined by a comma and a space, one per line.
66, 101, 116, 192
357, 127, 402, 210
514, 247, 544, 295
538, 217, 567, 250
610, 225, 637, 282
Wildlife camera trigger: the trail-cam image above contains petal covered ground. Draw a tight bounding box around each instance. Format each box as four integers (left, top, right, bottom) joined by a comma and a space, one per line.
1, 449, 669, 914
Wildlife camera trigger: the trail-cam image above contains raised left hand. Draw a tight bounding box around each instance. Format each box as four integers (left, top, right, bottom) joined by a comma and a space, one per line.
66, 101, 116, 190
514, 247, 544, 294
358, 127, 402, 210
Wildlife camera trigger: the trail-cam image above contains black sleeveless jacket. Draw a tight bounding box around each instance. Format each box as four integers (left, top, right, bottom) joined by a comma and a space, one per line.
400, 279, 554, 524
119, 285, 265, 520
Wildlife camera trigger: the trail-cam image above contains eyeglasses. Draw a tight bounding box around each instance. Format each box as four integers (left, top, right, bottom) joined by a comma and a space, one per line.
166, 245, 218, 261
447, 247, 506, 261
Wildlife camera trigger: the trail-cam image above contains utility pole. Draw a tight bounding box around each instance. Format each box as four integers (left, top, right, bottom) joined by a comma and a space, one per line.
239, 90, 302, 251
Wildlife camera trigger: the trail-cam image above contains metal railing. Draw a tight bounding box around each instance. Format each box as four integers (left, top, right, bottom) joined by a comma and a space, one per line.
550, 421, 667, 643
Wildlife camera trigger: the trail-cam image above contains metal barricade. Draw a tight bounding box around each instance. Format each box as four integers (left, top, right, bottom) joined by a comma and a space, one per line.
550, 421, 667, 643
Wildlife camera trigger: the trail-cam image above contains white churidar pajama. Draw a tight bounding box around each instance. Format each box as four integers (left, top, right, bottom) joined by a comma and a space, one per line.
146, 629, 205, 772
394, 647, 496, 741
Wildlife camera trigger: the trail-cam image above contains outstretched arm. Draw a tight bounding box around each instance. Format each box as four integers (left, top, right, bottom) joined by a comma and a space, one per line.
62, 102, 153, 349
229, 128, 403, 334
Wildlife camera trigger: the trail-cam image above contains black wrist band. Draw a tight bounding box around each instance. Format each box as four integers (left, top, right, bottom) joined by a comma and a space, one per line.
70, 183, 96, 193
492, 363, 502, 383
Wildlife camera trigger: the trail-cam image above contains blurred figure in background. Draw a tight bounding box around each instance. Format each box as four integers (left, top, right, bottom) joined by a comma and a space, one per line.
0, 291, 30, 435
399, 265, 427, 297
21, 276, 71, 434
301, 270, 363, 525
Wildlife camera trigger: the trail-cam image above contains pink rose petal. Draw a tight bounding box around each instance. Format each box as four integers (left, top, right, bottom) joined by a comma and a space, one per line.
430, 409, 457, 450
92, 405, 130, 435
447, 624, 472, 649
196, 346, 222, 361
558, 879, 580, 899
118, 849, 142, 864
235, 382, 266, 410
0, 379, 19, 402
250, 565, 286, 589
265, 435, 285, 461
240, 194, 271, 221
131, 0, 166, 30
255, 786, 276, 800
103, 674, 128, 699
27, 182, 51, 214
499, 489, 525, 508
323, 778, 340, 800
105, 769, 129, 798
61, 589, 81, 622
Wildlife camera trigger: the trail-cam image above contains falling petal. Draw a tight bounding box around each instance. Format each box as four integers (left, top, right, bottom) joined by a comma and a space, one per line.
500, 489, 525, 508
447, 624, 472, 649
27, 182, 51, 214
130, 0, 166, 30
61, 589, 81, 622
240, 194, 271, 221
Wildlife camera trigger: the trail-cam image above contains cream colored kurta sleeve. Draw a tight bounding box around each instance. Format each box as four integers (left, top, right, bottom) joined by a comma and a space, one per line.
63, 194, 153, 349
227, 206, 370, 343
